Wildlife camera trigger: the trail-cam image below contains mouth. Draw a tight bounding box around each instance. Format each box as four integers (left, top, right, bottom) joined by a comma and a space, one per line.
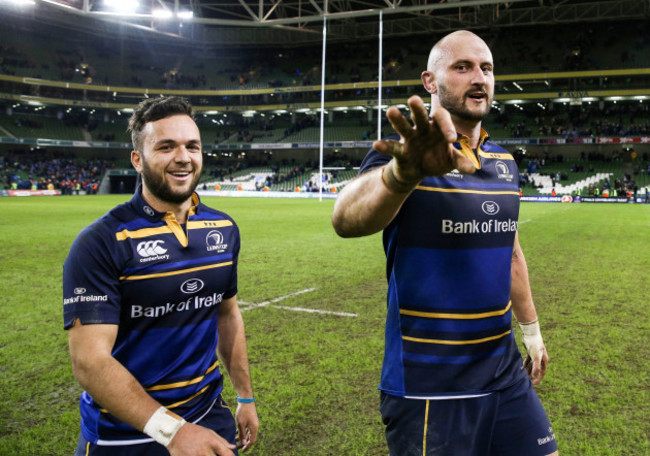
168, 170, 193, 180
467, 91, 487, 102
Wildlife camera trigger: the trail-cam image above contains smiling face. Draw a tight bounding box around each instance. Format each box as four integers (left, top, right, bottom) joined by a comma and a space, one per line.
131, 114, 202, 213
423, 31, 495, 125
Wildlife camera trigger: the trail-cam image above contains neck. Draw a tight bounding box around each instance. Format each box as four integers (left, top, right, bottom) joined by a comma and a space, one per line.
429, 101, 483, 149
454, 120, 483, 149
141, 186, 192, 223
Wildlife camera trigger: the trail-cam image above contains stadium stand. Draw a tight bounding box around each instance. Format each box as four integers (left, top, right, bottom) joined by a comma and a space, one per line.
1, 13, 649, 198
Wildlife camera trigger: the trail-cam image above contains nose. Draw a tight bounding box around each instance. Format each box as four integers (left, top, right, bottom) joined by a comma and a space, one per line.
470, 66, 488, 85
174, 145, 191, 163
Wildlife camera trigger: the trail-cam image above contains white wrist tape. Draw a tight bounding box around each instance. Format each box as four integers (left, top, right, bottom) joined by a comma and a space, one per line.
519, 320, 544, 357
143, 407, 186, 447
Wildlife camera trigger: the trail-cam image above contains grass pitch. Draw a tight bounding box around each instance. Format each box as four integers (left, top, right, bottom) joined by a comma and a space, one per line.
0, 196, 648, 455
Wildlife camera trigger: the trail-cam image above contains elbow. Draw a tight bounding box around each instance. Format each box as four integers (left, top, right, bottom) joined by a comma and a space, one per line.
69, 348, 110, 390
331, 213, 359, 238
70, 354, 93, 388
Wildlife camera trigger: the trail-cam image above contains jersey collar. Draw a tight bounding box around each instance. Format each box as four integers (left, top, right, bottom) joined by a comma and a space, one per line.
453, 128, 490, 170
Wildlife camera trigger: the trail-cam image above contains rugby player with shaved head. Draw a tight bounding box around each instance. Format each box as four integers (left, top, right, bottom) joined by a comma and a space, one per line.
333, 31, 558, 456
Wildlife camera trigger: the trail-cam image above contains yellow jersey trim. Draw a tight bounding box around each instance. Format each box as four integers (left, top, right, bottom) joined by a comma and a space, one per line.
187, 220, 233, 230
115, 226, 170, 241
403, 329, 512, 345
415, 186, 519, 196
165, 385, 211, 409
478, 150, 515, 160
400, 301, 512, 319
146, 360, 220, 391
99, 361, 219, 413
119, 261, 233, 281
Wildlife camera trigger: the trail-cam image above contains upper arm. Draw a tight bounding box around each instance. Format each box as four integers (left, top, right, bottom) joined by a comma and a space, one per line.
69, 321, 118, 361
68, 321, 119, 386
218, 295, 239, 320
512, 230, 523, 261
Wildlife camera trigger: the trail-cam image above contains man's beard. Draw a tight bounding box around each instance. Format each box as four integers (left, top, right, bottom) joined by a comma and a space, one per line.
438, 84, 492, 122
140, 158, 201, 204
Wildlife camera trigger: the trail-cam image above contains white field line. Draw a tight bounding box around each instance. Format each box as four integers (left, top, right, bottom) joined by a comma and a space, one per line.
519, 219, 532, 224
239, 288, 317, 311
239, 288, 357, 317
273, 305, 357, 317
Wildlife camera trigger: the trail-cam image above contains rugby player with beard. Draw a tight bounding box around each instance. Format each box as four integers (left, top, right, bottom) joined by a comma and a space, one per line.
333, 31, 558, 456
64, 97, 258, 456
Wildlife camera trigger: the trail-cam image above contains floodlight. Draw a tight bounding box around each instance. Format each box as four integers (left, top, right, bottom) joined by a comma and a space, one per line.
152, 9, 173, 19
5, 0, 35, 5
177, 10, 193, 20
104, 0, 138, 13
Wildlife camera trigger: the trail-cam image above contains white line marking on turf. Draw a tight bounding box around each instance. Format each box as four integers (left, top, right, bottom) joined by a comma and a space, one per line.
239, 288, 356, 317
240, 288, 317, 311
519, 219, 532, 224
273, 305, 357, 317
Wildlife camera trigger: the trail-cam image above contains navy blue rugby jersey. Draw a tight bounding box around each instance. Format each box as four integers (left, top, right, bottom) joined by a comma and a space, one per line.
63, 189, 239, 445
359, 129, 528, 398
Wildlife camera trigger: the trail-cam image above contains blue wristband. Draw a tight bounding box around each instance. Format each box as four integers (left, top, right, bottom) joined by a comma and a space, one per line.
237, 396, 255, 404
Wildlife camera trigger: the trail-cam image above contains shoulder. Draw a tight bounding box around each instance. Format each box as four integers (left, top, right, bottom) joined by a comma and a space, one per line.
197, 204, 237, 226
68, 202, 134, 257
482, 140, 512, 155
195, 203, 240, 241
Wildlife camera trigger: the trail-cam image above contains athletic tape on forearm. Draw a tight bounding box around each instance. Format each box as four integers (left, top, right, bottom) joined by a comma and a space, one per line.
143, 407, 186, 447
381, 162, 420, 194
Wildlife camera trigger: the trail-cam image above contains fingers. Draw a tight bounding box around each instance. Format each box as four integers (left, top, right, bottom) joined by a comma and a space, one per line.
431, 106, 458, 143
527, 348, 549, 385
214, 433, 237, 456
385, 106, 415, 139
372, 139, 403, 159
235, 404, 259, 453
451, 148, 477, 175
407, 95, 431, 133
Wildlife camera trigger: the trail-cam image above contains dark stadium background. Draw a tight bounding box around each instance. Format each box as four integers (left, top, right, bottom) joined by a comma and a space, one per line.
0, 0, 648, 200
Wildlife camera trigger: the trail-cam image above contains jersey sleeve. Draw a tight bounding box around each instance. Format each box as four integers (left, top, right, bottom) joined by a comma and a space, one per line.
224, 226, 239, 300
62, 223, 123, 329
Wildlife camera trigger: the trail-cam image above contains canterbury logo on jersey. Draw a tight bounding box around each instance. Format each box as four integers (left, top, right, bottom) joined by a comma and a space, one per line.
137, 240, 167, 256
136, 240, 170, 263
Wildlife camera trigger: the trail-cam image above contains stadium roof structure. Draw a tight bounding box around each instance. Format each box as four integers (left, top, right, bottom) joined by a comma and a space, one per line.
2, 0, 648, 44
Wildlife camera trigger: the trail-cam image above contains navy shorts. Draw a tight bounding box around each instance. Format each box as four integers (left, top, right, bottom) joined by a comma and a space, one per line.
73, 395, 237, 456
380, 378, 558, 456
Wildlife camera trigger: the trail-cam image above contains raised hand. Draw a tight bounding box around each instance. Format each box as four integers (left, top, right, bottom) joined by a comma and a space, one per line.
373, 95, 476, 192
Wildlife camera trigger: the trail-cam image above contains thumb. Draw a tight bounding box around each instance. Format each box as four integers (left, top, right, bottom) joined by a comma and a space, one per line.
451, 148, 477, 174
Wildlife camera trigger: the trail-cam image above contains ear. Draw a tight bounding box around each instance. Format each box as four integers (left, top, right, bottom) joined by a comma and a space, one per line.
421, 71, 437, 94
131, 150, 143, 173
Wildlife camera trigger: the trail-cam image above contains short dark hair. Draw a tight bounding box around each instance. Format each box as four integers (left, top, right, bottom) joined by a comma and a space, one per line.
127, 96, 194, 151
